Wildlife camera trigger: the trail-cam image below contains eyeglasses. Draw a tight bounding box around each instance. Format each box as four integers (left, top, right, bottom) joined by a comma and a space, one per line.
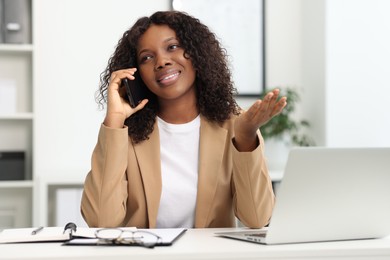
94, 228, 162, 248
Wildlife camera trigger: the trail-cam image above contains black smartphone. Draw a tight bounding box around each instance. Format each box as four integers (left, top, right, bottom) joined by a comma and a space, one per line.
121, 72, 145, 108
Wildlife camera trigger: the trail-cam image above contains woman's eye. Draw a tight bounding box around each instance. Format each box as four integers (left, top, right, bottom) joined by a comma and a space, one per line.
140, 55, 152, 63
168, 44, 179, 50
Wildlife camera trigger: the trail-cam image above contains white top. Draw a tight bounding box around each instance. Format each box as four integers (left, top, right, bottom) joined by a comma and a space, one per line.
156, 115, 200, 228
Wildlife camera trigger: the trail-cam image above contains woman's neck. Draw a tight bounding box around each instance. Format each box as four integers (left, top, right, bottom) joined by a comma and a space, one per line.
158, 99, 199, 124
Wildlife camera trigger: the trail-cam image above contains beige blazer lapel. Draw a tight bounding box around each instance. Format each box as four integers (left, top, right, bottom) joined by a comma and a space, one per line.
133, 121, 162, 228
195, 117, 228, 227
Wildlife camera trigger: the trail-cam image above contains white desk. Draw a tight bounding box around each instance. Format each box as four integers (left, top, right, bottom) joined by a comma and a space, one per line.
1, 228, 390, 260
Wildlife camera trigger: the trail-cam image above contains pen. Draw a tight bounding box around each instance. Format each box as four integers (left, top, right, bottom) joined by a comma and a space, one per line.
31, 226, 44, 235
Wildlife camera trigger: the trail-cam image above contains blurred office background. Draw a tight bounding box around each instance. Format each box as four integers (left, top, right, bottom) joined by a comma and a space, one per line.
0, 0, 389, 228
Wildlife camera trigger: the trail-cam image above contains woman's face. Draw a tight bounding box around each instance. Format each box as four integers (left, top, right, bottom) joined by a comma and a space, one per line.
136, 24, 196, 103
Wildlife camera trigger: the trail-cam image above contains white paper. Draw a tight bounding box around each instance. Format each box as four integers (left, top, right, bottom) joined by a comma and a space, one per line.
0, 227, 70, 243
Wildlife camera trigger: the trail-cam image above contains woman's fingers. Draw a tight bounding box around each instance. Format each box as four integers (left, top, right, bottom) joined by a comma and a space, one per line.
109, 68, 137, 91
251, 89, 287, 127
271, 97, 287, 117
235, 89, 287, 144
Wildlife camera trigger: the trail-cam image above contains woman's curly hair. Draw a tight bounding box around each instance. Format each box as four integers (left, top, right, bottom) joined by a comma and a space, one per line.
97, 11, 240, 143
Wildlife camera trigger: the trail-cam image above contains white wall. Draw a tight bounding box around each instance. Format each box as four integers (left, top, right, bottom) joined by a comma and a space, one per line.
325, 0, 390, 147
34, 0, 390, 180
268, 0, 390, 148
34, 0, 306, 180
266, 0, 303, 88
31, 0, 390, 225
34, 0, 171, 179
301, 0, 326, 145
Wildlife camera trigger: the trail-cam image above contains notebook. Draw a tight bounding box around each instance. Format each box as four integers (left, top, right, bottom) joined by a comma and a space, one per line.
217, 147, 390, 244
0, 223, 100, 244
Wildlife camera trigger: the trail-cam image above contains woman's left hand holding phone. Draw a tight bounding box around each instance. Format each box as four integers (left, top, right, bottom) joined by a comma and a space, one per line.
103, 68, 148, 128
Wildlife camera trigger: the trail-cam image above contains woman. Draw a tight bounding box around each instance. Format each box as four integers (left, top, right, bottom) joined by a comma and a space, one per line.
81, 11, 287, 229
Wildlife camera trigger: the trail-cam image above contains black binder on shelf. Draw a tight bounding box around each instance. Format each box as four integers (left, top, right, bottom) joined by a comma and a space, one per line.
0, 151, 25, 180
1, 0, 32, 44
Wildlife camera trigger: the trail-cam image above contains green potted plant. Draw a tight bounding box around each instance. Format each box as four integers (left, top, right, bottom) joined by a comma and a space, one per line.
259, 88, 315, 147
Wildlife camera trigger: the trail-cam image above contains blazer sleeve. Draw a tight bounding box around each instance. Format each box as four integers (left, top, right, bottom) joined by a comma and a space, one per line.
81, 124, 129, 227
231, 131, 275, 228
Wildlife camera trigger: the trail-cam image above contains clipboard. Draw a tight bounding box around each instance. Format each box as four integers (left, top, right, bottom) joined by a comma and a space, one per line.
64, 228, 187, 247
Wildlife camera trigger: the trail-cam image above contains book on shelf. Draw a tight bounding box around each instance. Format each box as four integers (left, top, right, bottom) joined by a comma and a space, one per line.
2, 0, 32, 44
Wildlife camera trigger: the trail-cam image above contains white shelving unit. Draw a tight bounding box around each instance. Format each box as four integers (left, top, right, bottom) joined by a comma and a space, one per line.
0, 44, 33, 52
0, 0, 34, 228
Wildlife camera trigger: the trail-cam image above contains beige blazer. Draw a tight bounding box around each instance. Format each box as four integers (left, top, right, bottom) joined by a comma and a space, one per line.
81, 115, 275, 228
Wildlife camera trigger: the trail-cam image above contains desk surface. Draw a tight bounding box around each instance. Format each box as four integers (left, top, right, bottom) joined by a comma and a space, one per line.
1, 228, 390, 260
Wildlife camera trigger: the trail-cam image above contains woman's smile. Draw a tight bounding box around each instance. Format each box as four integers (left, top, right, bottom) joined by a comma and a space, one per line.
156, 69, 181, 86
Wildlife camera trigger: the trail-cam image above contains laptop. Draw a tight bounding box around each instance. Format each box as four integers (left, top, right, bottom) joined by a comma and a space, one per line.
217, 147, 390, 244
